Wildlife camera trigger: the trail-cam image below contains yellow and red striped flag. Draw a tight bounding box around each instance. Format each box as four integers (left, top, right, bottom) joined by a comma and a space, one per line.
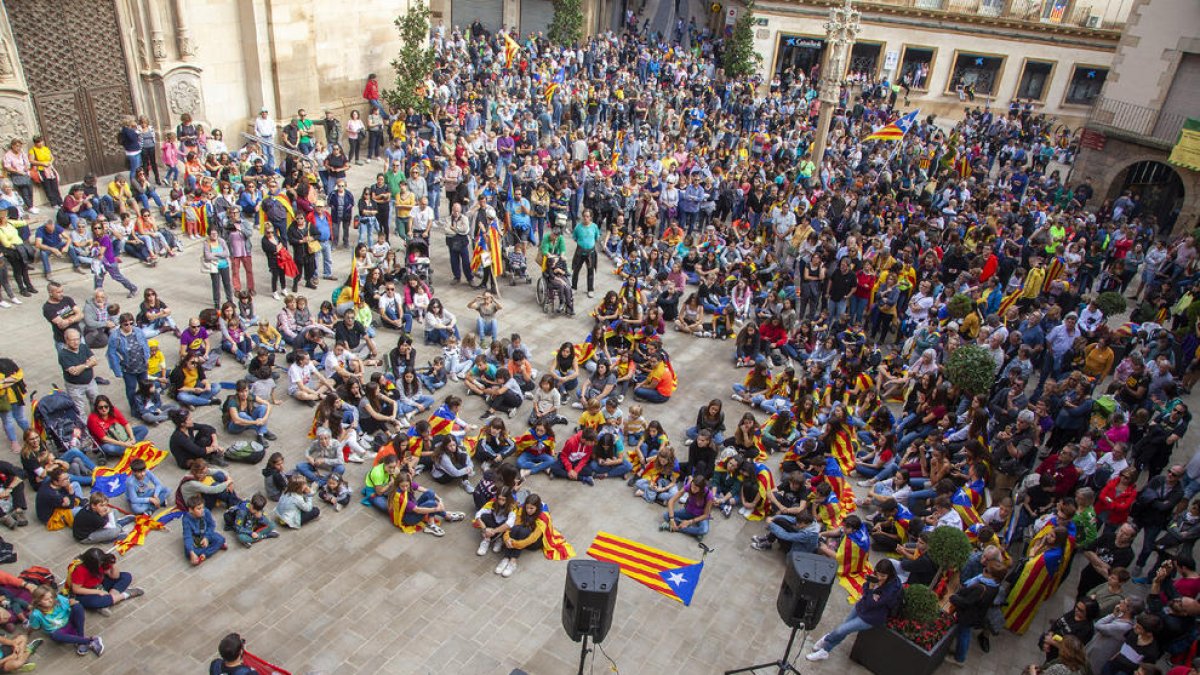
94, 442, 167, 480
837, 521, 874, 603
504, 34, 520, 69
115, 507, 182, 555
587, 531, 704, 605
864, 109, 919, 142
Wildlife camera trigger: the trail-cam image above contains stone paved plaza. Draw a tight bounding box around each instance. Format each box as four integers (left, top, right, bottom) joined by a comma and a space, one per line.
3, 163, 1189, 675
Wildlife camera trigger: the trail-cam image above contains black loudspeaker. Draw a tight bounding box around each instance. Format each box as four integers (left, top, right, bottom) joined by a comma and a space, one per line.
562, 560, 620, 643
776, 550, 836, 630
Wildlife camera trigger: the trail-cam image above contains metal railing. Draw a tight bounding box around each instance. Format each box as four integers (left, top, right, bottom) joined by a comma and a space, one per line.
1086, 96, 1188, 145
831, 0, 1124, 30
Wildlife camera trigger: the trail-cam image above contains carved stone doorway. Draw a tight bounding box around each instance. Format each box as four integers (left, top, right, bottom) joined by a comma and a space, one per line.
5, 0, 135, 181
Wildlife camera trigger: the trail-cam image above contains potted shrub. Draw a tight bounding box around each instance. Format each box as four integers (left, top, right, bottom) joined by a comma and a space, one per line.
1094, 291, 1128, 318
849, 584, 956, 675
926, 526, 972, 599
944, 343, 996, 396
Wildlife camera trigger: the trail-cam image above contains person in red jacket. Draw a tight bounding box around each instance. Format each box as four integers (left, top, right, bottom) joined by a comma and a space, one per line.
551, 428, 595, 486
759, 316, 789, 355
1096, 467, 1139, 532
1035, 446, 1081, 500
363, 74, 387, 120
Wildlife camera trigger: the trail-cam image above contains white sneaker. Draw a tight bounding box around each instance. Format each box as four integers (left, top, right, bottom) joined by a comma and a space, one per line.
494, 558, 509, 575
502, 559, 518, 577
738, 507, 751, 518
571, 401, 584, 410
0, 301, 10, 309
272, 291, 282, 301
347, 453, 366, 463
493, 538, 503, 552
855, 479, 874, 488
461, 480, 474, 494
9, 297, 20, 305
477, 538, 491, 556
27, 207, 39, 215
814, 637, 829, 651
805, 649, 830, 662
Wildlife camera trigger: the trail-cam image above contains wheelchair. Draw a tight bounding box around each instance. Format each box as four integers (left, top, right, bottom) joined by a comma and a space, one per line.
535, 274, 571, 315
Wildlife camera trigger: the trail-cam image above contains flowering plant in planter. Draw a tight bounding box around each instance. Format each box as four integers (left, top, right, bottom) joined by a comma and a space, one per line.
884, 584, 957, 651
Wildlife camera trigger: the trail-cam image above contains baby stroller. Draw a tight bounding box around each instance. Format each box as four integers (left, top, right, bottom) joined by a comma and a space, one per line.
32, 390, 103, 461
405, 239, 433, 284
504, 229, 532, 286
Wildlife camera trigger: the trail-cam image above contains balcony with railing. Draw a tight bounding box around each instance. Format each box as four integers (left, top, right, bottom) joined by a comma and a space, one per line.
1086, 96, 1188, 148
781, 0, 1126, 34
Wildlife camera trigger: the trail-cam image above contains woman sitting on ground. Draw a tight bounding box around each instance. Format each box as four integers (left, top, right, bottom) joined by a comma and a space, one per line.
515, 423, 557, 477
429, 435, 475, 493
66, 547, 144, 615
473, 487, 516, 557
386, 471, 465, 536
590, 431, 632, 480
634, 445, 681, 506
86, 396, 149, 458
497, 493, 572, 578
475, 418, 516, 467
661, 475, 714, 539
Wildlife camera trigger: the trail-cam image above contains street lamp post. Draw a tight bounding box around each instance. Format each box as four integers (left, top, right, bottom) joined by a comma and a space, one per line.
810, 0, 860, 167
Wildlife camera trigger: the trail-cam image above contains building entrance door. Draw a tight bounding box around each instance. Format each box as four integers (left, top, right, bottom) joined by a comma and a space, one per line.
5, 0, 135, 182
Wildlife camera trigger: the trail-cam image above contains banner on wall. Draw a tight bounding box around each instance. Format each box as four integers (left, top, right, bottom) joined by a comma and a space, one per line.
1168, 118, 1200, 173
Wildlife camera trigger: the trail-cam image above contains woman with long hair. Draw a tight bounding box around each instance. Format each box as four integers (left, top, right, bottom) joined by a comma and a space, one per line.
386, 471, 465, 537
497, 493, 573, 578
86, 395, 148, 458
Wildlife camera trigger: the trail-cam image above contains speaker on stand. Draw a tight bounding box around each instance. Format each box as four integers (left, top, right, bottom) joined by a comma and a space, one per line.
725, 550, 836, 675
562, 560, 620, 675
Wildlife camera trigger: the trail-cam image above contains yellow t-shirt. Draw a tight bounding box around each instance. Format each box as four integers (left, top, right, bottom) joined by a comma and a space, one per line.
147, 351, 165, 378
181, 366, 199, 390
578, 410, 605, 429
28, 146, 52, 166
1022, 268, 1046, 299
394, 192, 415, 218
390, 120, 406, 139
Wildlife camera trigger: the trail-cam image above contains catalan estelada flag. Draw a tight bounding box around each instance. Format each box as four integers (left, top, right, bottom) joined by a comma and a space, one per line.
545, 67, 564, 103
837, 521, 874, 603
536, 507, 574, 560
344, 255, 360, 304
748, 462, 776, 521
893, 502, 915, 542
94, 442, 168, 496
951, 487, 983, 530
830, 429, 856, 478
428, 404, 457, 437
864, 109, 920, 141
1003, 544, 1065, 634
115, 507, 182, 555
821, 456, 855, 517
1044, 255, 1066, 289
587, 531, 704, 605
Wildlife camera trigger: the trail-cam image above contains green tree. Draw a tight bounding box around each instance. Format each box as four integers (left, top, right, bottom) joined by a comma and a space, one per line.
548, 0, 584, 46
723, 2, 763, 79
384, 0, 435, 115
945, 344, 997, 396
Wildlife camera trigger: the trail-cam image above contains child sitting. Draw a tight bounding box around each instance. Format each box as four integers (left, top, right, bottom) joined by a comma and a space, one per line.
237, 290, 257, 327
577, 398, 605, 431
623, 404, 647, 448
274, 475, 320, 529
507, 240, 528, 282
261, 452, 288, 502
253, 319, 285, 353
226, 493, 278, 547
473, 488, 516, 556
370, 231, 391, 262
318, 473, 352, 512
418, 356, 449, 393
29, 584, 102, 657
125, 458, 172, 515
181, 495, 226, 566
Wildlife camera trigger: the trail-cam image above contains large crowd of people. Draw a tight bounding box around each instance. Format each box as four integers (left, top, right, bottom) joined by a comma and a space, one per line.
0, 11, 1197, 674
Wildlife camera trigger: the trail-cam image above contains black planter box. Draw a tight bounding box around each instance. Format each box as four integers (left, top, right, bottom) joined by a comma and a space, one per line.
848, 624, 954, 675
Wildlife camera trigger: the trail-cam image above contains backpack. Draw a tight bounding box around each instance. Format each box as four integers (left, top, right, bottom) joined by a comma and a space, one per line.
222, 501, 248, 531
225, 440, 265, 464
19, 566, 56, 590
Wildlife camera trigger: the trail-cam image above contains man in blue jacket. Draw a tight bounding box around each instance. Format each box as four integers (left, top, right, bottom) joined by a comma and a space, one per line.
106, 312, 151, 420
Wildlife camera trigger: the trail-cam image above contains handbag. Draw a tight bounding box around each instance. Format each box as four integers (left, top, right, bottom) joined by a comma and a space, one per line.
14, 243, 35, 265
9, 174, 31, 188
306, 239, 322, 254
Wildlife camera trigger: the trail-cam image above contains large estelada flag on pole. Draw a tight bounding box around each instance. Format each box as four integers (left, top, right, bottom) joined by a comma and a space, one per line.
586, 531, 704, 605
864, 109, 920, 141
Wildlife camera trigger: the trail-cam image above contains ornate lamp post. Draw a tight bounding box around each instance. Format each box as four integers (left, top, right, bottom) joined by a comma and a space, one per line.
811, 0, 860, 165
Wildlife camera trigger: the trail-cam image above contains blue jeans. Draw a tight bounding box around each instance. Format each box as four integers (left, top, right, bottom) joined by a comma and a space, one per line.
848, 296, 868, 324
663, 507, 710, 536
358, 216, 378, 247
0, 405, 29, 443
829, 298, 849, 321
822, 608, 875, 651
589, 459, 632, 478
477, 317, 498, 341
296, 462, 345, 486
634, 387, 668, 403
402, 490, 443, 526
176, 383, 219, 407
225, 405, 269, 436
397, 395, 434, 416
137, 190, 163, 212
100, 425, 149, 457
60, 448, 97, 475
954, 624, 972, 663
768, 517, 820, 552
517, 452, 557, 474
187, 531, 226, 559
855, 459, 897, 480
635, 478, 677, 504
129, 486, 172, 514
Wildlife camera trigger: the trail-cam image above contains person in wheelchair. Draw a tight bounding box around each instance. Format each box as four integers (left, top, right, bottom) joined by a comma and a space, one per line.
544, 253, 575, 316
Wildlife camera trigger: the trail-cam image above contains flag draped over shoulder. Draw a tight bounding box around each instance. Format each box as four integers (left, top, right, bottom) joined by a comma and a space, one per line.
1003, 545, 1064, 634
545, 68, 564, 103
587, 531, 704, 605
428, 404, 457, 437
471, 221, 505, 276
951, 487, 983, 531
537, 507, 574, 560
830, 429, 855, 477
748, 462, 775, 521
837, 521, 874, 603
996, 285, 1022, 316
864, 109, 919, 142
821, 456, 855, 517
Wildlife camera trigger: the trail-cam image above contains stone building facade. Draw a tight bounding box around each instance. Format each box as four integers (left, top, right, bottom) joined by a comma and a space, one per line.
0, 0, 616, 186
748, 0, 1131, 124
1069, 0, 1199, 234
